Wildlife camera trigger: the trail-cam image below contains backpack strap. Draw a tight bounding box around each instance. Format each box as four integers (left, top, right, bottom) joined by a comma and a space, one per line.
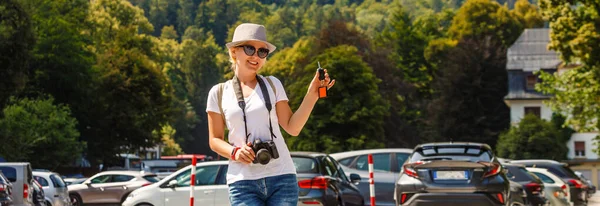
217, 77, 276, 126
264, 76, 277, 97
217, 82, 225, 125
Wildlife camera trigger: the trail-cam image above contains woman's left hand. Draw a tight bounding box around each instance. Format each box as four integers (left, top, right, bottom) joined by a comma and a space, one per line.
307, 69, 335, 99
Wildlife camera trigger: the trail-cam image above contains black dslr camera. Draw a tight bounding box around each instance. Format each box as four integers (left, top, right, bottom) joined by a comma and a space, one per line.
252, 139, 279, 165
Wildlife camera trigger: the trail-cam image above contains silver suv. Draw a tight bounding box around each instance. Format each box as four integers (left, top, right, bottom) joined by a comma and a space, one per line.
0, 162, 35, 206
67, 171, 159, 205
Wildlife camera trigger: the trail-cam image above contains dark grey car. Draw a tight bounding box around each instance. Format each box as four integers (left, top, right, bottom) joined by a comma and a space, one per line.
503, 163, 548, 205
395, 142, 510, 206
292, 152, 364, 206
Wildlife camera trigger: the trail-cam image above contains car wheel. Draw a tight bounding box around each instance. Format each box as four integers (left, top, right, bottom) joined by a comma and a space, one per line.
69, 194, 82, 206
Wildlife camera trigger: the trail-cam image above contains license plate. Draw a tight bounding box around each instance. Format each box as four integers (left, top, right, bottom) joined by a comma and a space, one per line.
433, 171, 468, 180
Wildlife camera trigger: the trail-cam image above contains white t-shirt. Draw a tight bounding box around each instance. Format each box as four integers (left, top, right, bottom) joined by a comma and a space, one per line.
206, 76, 296, 184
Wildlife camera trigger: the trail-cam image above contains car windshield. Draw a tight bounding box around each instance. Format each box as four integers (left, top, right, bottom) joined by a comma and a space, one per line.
410, 146, 493, 163
292, 157, 318, 173
50, 174, 67, 188
143, 175, 161, 183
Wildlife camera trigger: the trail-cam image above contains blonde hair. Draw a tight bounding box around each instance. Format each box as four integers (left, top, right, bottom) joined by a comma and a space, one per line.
228, 47, 237, 71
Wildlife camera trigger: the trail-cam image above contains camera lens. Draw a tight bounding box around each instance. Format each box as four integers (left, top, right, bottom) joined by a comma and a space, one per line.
256, 149, 272, 165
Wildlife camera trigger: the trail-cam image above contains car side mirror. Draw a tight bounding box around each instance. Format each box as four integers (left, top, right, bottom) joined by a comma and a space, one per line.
84, 182, 91, 186
167, 180, 178, 188
350, 173, 361, 185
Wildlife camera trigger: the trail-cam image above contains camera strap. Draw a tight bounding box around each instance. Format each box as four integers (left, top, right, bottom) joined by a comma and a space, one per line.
232, 75, 277, 144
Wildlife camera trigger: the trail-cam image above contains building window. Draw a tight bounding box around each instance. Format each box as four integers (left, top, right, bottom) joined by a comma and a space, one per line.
575, 141, 586, 157
524, 107, 541, 118
526, 74, 537, 90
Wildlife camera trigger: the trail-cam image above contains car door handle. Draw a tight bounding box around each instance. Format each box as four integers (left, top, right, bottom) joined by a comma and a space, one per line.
99, 187, 104, 191
204, 190, 214, 194
122, 186, 127, 190
54, 195, 59, 197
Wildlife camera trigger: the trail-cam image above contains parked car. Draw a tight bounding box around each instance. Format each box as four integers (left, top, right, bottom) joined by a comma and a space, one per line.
503, 163, 548, 205
331, 148, 412, 206
395, 142, 509, 206
31, 180, 45, 206
508, 180, 529, 206
293, 152, 364, 206
527, 167, 571, 206
67, 171, 159, 206
0, 162, 35, 206
33, 171, 70, 206
510, 160, 588, 206
0, 171, 14, 206
62, 178, 86, 186
122, 161, 230, 206
124, 152, 365, 206
574, 171, 596, 197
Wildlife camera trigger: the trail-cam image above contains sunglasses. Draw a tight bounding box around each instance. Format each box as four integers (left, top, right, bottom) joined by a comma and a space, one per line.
237, 45, 270, 59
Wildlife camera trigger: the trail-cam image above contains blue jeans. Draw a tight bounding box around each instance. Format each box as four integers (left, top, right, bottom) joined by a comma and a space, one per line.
228, 174, 299, 206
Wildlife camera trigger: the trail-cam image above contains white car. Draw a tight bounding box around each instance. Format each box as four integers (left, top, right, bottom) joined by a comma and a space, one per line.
526, 167, 573, 206
122, 161, 229, 206
33, 171, 70, 206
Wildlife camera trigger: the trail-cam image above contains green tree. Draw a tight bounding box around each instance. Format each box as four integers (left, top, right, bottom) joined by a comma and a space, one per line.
537, 0, 600, 136
0, 97, 84, 169
262, 36, 317, 84
85, 0, 173, 166
21, 0, 96, 153
147, 0, 178, 37
178, 28, 222, 155
160, 125, 183, 156
0, 0, 34, 109
511, 0, 544, 28
448, 0, 523, 47
286, 45, 388, 153
373, 3, 434, 147
428, 37, 510, 146
355, 0, 390, 39
176, 0, 197, 37
425, 0, 522, 146
496, 114, 568, 160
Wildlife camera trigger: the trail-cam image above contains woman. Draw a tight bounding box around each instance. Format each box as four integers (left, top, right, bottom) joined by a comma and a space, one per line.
206, 23, 335, 205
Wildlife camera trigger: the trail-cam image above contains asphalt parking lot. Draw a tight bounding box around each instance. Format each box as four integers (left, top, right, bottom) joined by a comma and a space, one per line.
588, 191, 600, 205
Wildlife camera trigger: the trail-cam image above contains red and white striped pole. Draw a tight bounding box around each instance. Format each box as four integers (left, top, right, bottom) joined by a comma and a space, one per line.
190, 156, 196, 206
368, 154, 376, 206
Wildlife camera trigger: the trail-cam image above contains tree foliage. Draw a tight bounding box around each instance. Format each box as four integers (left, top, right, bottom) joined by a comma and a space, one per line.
428, 37, 510, 146
0, 97, 84, 169
178, 29, 223, 155
537, 0, 600, 135
160, 125, 183, 156
286, 45, 388, 153
0, 0, 34, 109
448, 0, 523, 47
496, 114, 568, 160
84, 0, 173, 166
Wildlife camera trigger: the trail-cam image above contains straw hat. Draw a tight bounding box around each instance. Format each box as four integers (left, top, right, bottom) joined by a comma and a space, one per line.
226, 23, 276, 52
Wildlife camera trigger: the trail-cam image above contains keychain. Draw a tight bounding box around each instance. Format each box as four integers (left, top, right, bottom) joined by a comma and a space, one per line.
317, 62, 327, 98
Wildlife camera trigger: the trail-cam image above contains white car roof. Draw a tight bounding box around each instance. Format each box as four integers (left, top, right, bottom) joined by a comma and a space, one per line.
32, 171, 60, 177
155, 160, 228, 184
526, 167, 567, 184
330, 148, 413, 160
